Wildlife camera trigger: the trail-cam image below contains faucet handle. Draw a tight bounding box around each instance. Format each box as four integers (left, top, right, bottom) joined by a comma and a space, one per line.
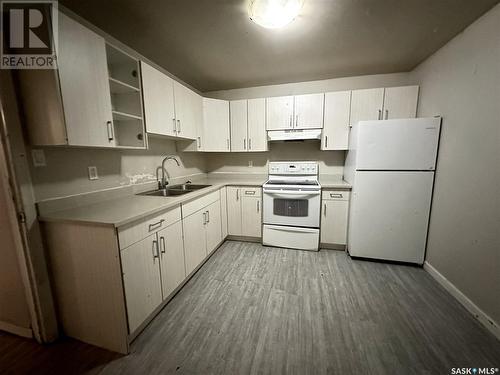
185, 180, 192, 184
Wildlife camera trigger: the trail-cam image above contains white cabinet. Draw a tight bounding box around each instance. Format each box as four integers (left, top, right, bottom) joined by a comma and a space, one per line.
157, 221, 186, 300
141, 62, 176, 137
202, 98, 230, 151
57, 12, 114, 147
230, 98, 268, 152
227, 187, 262, 238
266, 96, 294, 130
349, 88, 385, 126
320, 190, 350, 246
247, 98, 268, 151
121, 234, 163, 333
173, 81, 201, 140
205, 200, 222, 254
321, 91, 351, 150
294, 93, 324, 129
220, 187, 228, 239
382, 86, 419, 120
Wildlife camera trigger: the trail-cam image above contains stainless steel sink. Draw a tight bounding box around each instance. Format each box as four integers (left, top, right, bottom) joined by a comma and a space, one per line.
137, 184, 212, 197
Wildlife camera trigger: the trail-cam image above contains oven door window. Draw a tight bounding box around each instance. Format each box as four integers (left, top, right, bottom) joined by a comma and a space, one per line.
273, 198, 309, 217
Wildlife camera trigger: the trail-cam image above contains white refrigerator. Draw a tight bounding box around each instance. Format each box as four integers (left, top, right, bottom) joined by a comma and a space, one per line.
344, 117, 441, 264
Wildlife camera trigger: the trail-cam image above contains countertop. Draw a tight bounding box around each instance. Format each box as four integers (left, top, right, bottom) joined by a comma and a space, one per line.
38, 174, 350, 228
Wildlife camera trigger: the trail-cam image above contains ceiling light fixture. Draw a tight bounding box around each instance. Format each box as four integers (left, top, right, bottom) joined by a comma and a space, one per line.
249, 0, 305, 29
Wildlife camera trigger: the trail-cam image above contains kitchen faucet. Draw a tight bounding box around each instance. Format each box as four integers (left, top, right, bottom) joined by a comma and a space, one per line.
159, 155, 180, 189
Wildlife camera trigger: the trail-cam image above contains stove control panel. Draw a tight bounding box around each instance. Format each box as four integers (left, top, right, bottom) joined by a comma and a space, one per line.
269, 161, 318, 175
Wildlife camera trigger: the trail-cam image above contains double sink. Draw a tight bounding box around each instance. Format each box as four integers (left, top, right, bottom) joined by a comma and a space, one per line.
138, 183, 211, 197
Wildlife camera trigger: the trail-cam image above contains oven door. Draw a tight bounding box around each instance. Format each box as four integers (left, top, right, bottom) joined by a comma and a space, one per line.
263, 188, 321, 228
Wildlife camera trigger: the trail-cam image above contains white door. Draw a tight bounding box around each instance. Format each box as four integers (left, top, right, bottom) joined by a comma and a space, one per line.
158, 221, 185, 299
241, 197, 262, 237
230, 100, 248, 152
121, 234, 162, 333
205, 200, 222, 254
321, 200, 348, 245
293, 93, 324, 129
202, 98, 230, 151
226, 187, 242, 236
173, 82, 198, 140
182, 210, 207, 275
322, 91, 351, 150
220, 188, 228, 239
141, 62, 176, 137
247, 98, 267, 152
58, 12, 114, 147
383, 86, 419, 120
348, 171, 434, 264
356, 118, 441, 170
349, 88, 384, 126
266, 96, 294, 130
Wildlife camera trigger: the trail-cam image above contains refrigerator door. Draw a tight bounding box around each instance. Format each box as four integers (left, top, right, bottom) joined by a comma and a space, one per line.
356, 117, 441, 171
348, 171, 434, 264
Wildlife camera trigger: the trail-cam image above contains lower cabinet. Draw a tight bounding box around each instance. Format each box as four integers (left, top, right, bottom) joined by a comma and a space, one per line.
158, 221, 186, 299
320, 190, 350, 247
227, 186, 262, 238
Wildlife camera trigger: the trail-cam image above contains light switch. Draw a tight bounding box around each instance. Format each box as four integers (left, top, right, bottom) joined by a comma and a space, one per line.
88, 166, 98, 180
31, 149, 46, 167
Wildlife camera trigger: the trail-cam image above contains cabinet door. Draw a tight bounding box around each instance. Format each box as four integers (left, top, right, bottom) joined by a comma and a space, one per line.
141, 62, 176, 137
294, 93, 324, 129
182, 210, 207, 275
121, 234, 162, 333
220, 187, 228, 239
241, 197, 262, 238
57, 12, 114, 147
202, 98, 230, 151
247, 98, 268, 152
349, 88, 384, 126
266, 96, 294, 130
230, 100, 248, 152
226, 187, 242, 236
173, 82, 198, 140
322, 91, 351, 150
383, 86, 419, 120
158, 221, 186, 300
205, 200, 222, 255
321, 200, 349, 245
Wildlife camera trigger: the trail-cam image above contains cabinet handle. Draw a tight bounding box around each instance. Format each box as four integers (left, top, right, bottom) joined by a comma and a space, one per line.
106, 121, 114, 141
177, 119, 181, 133
172, 118, 177, 133
197, 136, 201, 149
257, 200, 260, 213
236, 189, 239, 201
160, 236, 166, 255
325, 135, 328, 148
289, 114, 292, 128
295, 114, 299, 128
152, 239, 159, 262
248, 138, 252, 150
203, 212, 207, 225
206, 210, 210, 223
245, 190, 255, 195
330, 193, 343, 198
378, 109, 382, 120
384, 109, 388, 120
244, 138, 246, 150
227, 138, 230, 150
148, 219, 165, 232
324, 203, 327, 216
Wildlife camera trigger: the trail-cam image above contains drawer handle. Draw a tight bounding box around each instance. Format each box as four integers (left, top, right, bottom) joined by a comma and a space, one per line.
148, 219, 165, 232
245, 191, 256, 195
330, 193, 343, 198
152, 239, 159, 262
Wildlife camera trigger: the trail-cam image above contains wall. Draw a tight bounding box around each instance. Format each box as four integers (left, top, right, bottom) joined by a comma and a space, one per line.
205, 72, 412, 176
410, 4, 500, 326
30, 137, 207, 202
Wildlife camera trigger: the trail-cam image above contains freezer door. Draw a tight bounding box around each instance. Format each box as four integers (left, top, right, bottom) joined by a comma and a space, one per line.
348, 171, 434, 264
356, 117, 441, 171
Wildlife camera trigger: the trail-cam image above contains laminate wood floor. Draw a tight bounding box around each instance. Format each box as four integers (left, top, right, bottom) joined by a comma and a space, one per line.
1, 241, 499, 375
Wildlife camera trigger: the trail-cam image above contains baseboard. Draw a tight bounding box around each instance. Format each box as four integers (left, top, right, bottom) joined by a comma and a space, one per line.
0, 320, 33, 338
320, 243, 346, 251
424, 261, 500, 341
226, 235, 261, 243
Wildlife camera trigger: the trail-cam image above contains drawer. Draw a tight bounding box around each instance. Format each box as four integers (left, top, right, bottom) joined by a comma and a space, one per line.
182, 190, 220, 218
240, 187, 261, 198
322, 190, 350, 201
118, 206, 181, 249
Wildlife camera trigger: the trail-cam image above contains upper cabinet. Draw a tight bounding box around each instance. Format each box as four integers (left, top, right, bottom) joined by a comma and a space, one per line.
266, 94, 324, 130
350, 85, 419, 126
230, 98, 267, 152
173, 82, 202, 140
322, 91, 351, 151
18, 12, 146, 149
202, 98, 230, 152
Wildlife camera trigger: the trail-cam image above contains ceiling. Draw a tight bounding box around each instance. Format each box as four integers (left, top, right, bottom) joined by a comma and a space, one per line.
60, 0, 499, 92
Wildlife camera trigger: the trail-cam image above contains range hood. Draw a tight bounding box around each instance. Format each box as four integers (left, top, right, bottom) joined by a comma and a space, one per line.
267, 128, 322, 142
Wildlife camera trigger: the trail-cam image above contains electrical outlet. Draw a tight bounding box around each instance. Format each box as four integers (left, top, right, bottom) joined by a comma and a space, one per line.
248, 160, 253, 168
31, 149, 46, 167
88, 166, 98, 180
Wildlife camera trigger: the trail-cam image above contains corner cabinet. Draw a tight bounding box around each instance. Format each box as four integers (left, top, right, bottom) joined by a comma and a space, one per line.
227, 186, 262, 238
320, 190, 350, 248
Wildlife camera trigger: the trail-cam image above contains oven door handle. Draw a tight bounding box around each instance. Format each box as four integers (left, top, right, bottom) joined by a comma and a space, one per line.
264, 190, 320, 199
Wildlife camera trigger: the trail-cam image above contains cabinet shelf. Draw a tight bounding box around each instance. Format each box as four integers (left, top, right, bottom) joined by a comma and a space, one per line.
112, 110, 142, 121
109, 77, 140, 94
